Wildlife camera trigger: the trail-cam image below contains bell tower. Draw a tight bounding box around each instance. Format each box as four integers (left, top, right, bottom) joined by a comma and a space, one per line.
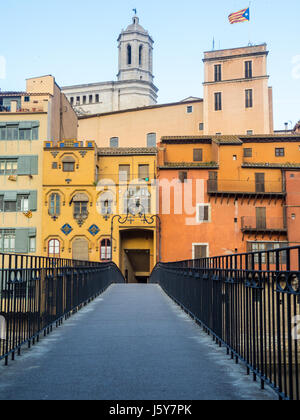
117, 14, 154, 85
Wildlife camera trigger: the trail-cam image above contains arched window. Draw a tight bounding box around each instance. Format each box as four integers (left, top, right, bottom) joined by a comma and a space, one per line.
127, 44, 132, 65
97, 191, 114, 216
100, 239, 111, 261
48, 239, 60, 258
139, 45, 143, 66
147, 133, 156, 147
49, 193, 61, 217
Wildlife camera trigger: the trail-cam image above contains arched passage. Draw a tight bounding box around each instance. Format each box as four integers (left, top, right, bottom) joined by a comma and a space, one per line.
120, 229, 154, 283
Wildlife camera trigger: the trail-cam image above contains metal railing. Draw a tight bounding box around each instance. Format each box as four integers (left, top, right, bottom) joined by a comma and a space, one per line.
150, 246, 300, 400
0, 252, 124, 364
241, 216, 287, 232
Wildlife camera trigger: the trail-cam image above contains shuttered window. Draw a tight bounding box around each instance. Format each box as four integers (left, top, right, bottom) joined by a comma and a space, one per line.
0, 122, 39, 141
138, 165, 149, 181
119, 165, 130, 182
147, 133, 156, 147
0, 190, 37, 212
193, 149, 203, 162
197, 204, 210, 223
193, 244, 208, 259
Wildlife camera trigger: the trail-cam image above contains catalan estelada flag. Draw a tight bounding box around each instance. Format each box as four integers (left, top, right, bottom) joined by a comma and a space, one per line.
228, 7, 250, 24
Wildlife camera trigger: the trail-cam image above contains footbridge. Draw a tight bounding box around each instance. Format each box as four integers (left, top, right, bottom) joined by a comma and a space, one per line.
0, 247, 299, 401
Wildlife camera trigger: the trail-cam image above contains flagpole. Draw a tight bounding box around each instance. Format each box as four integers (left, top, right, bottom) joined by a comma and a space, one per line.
248, 0, 252, 45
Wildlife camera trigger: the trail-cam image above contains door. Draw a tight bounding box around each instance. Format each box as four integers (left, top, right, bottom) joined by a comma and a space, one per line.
256, 207, 266, 229
255, 173, 265, 193
209, 171, 218, 192
72, 238, 89, 261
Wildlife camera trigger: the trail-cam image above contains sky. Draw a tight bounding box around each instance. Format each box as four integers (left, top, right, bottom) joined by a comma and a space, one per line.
0, 0, 299, 130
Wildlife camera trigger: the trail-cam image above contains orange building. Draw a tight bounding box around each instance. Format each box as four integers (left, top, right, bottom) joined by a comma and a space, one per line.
157, 134, 300, 262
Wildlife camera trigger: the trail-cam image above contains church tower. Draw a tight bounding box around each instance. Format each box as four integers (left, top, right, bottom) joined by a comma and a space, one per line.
117, 14, 158, 107
62, 14, 158, 115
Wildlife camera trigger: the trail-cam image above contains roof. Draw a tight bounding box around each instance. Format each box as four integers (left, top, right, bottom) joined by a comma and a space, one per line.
78, 99, 203, 120
160, 134, 300, 145
242, 162, 300, 169
158, 162, 219, 170
98, 147, 157, 156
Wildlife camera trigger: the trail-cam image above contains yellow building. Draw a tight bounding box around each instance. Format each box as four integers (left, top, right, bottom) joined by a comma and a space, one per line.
0, 75, 77, 255
42, 141, 158, 283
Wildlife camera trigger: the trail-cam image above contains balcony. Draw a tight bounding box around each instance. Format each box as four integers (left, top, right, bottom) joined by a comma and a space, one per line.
241, 216, 287, 237
207, 179, 285, 202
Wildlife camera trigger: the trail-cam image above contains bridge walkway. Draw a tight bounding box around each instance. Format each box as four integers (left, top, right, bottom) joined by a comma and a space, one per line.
0, 284, 276, 400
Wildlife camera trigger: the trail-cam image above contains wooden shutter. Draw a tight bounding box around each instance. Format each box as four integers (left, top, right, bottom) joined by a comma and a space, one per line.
194, 245, 207, 259
15, 228, 29, 253
193, 149, 203, 162
255, 173, 265, 192
17, 156, 38, 175
256, 207, 266, 229
29, 191, 37, 211
138, 165, 149, 180
119, 165, 130, 182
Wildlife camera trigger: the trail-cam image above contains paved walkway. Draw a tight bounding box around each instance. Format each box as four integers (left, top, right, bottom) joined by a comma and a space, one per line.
0, 284, 277, 400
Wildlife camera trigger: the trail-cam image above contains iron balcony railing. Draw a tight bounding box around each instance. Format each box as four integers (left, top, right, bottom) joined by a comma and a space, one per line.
0, 252, 124, 365
207, 179, 284, 195
241, 216, 287, 233
150, 246, 300, 400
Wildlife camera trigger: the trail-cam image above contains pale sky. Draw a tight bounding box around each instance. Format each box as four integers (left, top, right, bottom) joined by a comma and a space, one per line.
0, 0, 299, 130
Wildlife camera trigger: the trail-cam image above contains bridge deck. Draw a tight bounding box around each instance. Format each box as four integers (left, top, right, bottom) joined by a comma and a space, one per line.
0, 284, 276, 400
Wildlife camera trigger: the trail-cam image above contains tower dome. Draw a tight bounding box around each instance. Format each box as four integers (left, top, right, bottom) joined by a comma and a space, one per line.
117, 15, 154, 85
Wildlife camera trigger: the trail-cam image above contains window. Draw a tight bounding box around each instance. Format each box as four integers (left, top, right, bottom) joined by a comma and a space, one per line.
24, 96, 30, 103
100, 239, 111, 261
214, 92, 222, 111
255, 173, 265, 193
244, 148, 253, 158
70, 97, 74, 106
147, 133, 156, 148
48, 239, 60, 258
199, 123, 204, 131
193, 244, 208, 259
197, 204, 210, 223
0, 122, 39, 141
4, 200, 16, 212
72, 193, 89, 220
89, 95, 93, 104
179, 171, 187, 183
248, 242, 288, 265
138, 164, 149, 181
214, 64, 222, 82
187, 106, 193, 114
82, 96, 86, 105
246, 130, 253, 135
119, 165, 130, 182
95, 94, 99, 103
0, 159, 17, 175
74, 201, 88, 218
17, 195, 29, 212
275, 148, 285, 157
0, 230, 15, 252
193, 149, 203, 162
139, 45, 143, 66
52, 162, 58, 169
62, 156, 75, 172
110, 137, 119, 148
245, 61, 253, 78
76, 97, 80, 105
29, 237, 36, 253
98, 191, 113, 216
245, 89, 253, 108
127, 44, 132, 65
49, 193, 61, 217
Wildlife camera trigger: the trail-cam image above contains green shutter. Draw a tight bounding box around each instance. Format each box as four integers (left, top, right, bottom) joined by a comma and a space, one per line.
17, 156, 31, 175
4, 191, 17, 201
17, 156, 38, 175
29, 191, 37, 211
15, 228, 29, 253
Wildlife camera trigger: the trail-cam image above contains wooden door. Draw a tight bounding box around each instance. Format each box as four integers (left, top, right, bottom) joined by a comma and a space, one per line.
255, 173, 265, 193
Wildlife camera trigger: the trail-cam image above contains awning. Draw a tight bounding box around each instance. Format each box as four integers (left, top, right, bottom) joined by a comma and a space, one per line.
72, 193, 89, 202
